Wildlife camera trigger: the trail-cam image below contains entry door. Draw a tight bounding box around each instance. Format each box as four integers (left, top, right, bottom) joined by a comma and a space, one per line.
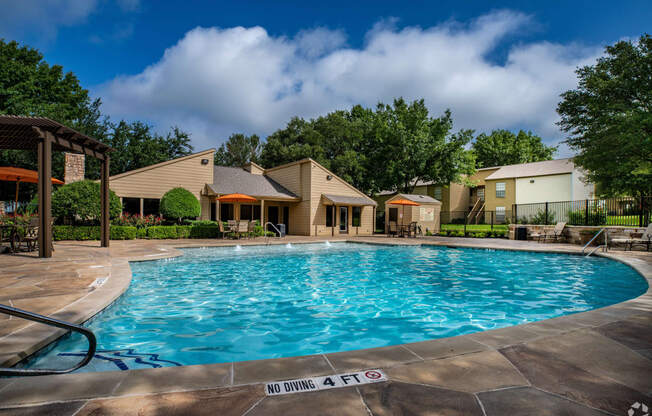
268, 206, 279, 225
283, 206, 289, 234
339, 206, 348, 233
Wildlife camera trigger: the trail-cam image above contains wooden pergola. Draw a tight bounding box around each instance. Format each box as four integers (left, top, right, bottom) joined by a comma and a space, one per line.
0, 116, 113, 258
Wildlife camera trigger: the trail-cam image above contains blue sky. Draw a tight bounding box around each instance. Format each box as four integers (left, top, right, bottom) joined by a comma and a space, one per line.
1, 1, 651, 154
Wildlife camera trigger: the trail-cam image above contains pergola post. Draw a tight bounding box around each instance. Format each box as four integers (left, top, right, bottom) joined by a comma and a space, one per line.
260, 200, 265, 225
38, 136, 53, 258
100, 155, 110, 247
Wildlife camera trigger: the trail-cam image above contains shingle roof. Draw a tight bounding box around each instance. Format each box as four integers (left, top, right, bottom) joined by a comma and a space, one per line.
322, 194, 377, 206
485, 159, 575, 180
208, 166, 298, 199
391, 194, 441, 204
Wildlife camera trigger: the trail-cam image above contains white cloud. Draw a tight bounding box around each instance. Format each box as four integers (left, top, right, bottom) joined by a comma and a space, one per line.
99, 11, 602, 152
0, 0, 98, 42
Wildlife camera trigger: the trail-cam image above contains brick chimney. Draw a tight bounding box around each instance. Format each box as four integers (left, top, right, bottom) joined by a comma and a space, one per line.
64, 153, 85, 184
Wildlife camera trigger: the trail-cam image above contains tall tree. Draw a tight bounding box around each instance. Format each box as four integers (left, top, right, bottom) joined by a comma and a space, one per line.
0, 39, 103, 201
471, 129, 557, 168
215, 133, 263, 167
557, 34, 652, 197
368, 98, 475, 193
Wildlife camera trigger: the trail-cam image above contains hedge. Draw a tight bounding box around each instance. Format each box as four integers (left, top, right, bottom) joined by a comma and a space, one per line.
438, 229, 507, 238
53, 225, 136, 241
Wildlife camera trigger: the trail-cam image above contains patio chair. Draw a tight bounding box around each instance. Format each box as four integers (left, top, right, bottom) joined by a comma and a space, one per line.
218, 222, 227, 239
407, 222, 418, 238
22, 217, 40, 252
611, 224, 652, 251
388, 221, 398, 237
236, 221, 249, 239
247, 221, 256, 239
543, 222, 567, 243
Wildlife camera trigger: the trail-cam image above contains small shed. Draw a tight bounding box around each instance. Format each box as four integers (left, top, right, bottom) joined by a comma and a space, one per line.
385, 193, 441, 234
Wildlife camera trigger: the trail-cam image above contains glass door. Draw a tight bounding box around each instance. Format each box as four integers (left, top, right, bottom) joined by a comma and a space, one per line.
339, 206, 348, 233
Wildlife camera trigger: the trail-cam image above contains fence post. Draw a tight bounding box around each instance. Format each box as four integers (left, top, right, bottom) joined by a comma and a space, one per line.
491, 211, 494, 230
513, 204, 518, 224
545, 202, 549, 225
640, 196, 644, 227
464, 211, 467, 236
585, 199, 589, 226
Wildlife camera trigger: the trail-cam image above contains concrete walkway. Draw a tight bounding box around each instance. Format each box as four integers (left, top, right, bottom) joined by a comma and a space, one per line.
0, 236, 650, 415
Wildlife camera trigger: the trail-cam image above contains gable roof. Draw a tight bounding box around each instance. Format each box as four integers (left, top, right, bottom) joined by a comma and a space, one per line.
208, 166, 298, 199
109, 149, 215, 180
388, 193, 441, 204
485, 158, 575, 180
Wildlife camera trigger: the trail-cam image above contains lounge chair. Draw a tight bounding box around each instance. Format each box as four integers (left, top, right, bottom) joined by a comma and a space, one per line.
531, 222, 566, 243
22, 217, 40, 252
388, 221, 398, 237
611, 224, 652, 251
407, 221, 418, 238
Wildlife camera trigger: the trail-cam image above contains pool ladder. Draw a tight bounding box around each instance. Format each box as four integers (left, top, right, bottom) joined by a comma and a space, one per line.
582, 228, 608, 257
0, 303, 96, 376
264, 222, 282, 245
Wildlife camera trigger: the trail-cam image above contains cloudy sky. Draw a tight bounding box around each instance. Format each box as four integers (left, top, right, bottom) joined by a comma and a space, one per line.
1, 1, 651, 155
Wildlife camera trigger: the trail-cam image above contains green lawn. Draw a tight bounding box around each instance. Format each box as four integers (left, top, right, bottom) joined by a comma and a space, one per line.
440, 224, 509, 232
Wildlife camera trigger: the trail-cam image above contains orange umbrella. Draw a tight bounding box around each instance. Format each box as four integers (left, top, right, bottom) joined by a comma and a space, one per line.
389, 198, 420, 226
216, 193, 257, 203
0, 167, 64, 214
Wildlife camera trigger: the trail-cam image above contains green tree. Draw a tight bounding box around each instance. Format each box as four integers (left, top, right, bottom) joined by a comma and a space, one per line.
557, 34, 652, 197
50, 180, 121, 224
0, 39, 104, 201
367, 98, 475, 194
215, 133, 262, 167
471, 129, 557, 168
160, 187, 201, 223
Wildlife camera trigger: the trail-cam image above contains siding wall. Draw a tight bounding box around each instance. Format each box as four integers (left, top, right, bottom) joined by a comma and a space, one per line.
265, 161, 311, 235
515, 174, 572, 204
109, 150, 214, 218
310, 162, 374, 236
484, 178, 516, 212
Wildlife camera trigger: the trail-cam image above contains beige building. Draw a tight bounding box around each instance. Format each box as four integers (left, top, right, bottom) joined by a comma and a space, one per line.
108, 150, 377, 236
384, 194, 441, 234
374, 158, 595, 225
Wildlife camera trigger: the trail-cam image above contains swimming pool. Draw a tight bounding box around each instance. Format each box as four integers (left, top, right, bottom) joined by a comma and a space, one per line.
24, 242, 647, 372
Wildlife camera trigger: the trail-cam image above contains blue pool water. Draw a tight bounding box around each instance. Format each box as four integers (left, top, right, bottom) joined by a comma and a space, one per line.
25, 243, 647, 372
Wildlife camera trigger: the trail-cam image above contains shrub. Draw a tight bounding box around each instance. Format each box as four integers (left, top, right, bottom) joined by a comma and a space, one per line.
176, 225, 192, 238
568, 208, 607, 226
53, 225, 100, 241
189, 225, 221, 238
137, 227, 148, 239
185, 220, 218, 226
160, 188, 200, 223
112, 213, 162, 228
51, 180, 121, 225
530, 209, 555, 225
147, 225, 179, 239
110, 226, 137, 240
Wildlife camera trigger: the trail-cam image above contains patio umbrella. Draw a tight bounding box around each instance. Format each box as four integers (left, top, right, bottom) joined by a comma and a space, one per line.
389, 198, 420, 226
216, 193, 257, 203
0, 167, 64, 214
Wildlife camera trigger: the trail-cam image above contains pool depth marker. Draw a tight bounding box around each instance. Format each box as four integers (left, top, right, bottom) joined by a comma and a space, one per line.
265, 369, 387, 395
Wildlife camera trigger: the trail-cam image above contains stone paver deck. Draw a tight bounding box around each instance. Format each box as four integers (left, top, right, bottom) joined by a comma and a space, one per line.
0, 236, 650, 415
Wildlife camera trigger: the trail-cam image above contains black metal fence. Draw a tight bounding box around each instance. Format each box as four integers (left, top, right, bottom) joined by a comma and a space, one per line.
441, 210, 514, 228
512, 196, 651, 227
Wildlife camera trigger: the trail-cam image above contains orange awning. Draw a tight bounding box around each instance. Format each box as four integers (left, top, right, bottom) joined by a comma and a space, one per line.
217, 193, 258, 203
0, 167, 64, 184
389, 198, 419, 206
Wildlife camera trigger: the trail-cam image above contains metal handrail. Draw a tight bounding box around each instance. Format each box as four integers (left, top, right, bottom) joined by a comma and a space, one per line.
582, 228, 607, 255
0, 304, 96, 376
264, 222, 282, 238
586, 245, 606, 257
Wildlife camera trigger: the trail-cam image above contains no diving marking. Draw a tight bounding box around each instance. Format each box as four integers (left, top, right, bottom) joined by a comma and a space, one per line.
265, 370, 387, 396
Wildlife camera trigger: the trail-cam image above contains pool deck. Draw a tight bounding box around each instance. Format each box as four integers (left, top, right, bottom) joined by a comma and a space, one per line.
0, 236, 651, 415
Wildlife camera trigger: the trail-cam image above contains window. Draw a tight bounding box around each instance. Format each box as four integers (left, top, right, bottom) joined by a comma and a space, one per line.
220, 203, 234, 221
143, 199, 160, 216
434, 186, 442, 201
496, 206, 505, 222
352, 206, 361, 227
477, 187, 485, 201
122, 197, 140, 215
495, 182, 506, 198
326, 205, 334, 227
